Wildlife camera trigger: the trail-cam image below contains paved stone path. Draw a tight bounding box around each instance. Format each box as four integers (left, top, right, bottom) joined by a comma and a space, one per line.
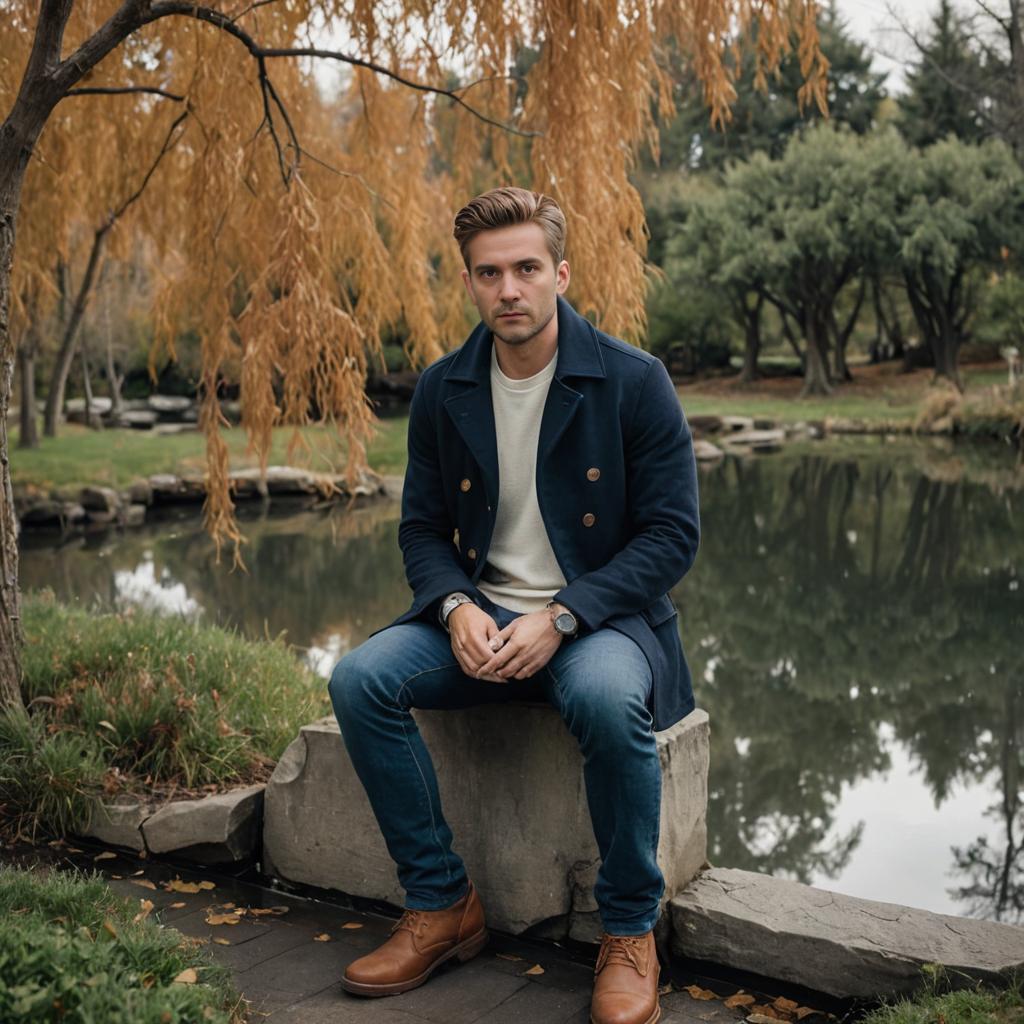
6, 841, 835, 1024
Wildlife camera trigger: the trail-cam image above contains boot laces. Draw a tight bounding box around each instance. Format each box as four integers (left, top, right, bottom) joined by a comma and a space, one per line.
392, 909, 428, 936
598, 934, 648, 975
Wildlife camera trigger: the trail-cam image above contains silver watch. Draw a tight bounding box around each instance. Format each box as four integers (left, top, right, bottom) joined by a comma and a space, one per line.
440, 592, 474, 630
546, 601, 578, 638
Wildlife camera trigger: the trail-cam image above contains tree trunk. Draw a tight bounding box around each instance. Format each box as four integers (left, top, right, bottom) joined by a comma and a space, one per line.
738, 293, 764, 383
801, 311, 833, 397
932, 324, 964, 391
102, 284, 124, 417
17, 324, 39, 448
44, 228, 107, 437
80, 327, 102, 429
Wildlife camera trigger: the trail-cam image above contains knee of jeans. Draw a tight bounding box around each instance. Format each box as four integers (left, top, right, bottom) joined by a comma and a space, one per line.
327, 649, 379, 722
559, 674, 651, 749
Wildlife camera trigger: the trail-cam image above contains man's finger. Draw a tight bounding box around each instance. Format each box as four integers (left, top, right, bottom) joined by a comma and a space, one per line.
479, 640, 520, 675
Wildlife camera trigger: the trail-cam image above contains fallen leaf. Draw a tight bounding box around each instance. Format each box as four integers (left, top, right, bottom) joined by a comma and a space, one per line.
752, 1007, 780, 1019
313, 933, 331, 942
94, 851, 117, 862
342, 922, 363, 930
169, 902, 187, 909
726, 995, 758, 1009
795, 1010, 817, 1020
173, 968, 198, 985
658, 983, 673, 996
748, 1015, 782, 1024
495, 953, 523, 962
524, 965, 545, 976
205, 913, 241, 926
110, 874, 123, 880
221, 903, 235, 910
213, 938, 231, 946
97, 720, 117, 733
165, 879, 202, 894
133, 899, 155, 923
198, 881, 215, 891
686, 985, 720, 1001
131, 869, 145, 877
102, 919, 118, 939
66, 847, 83, 854
131, 879, 157, 891
774, 999, 800, 1014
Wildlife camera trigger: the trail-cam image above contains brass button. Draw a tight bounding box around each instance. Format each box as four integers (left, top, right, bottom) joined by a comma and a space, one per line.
582, 513, 596, 527
460, 478, 472, 492
467, 548, 477, 560
586, 467, 601, 482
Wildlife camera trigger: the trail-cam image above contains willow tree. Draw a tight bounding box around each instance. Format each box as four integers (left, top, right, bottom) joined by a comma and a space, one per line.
0, 0, 827, 709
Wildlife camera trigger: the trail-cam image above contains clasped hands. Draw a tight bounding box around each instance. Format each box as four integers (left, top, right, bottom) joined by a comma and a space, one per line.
448, 603, 564, 682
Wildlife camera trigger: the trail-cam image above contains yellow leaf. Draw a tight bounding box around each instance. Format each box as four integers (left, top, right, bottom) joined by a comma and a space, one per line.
726, 995, 758, 1008
524, 964, 545, 976
165, 879, 202, 894
169, 902, 187, 909
313, 933, 331, 942
752, 1006, 780, 1019
131, 879, 157, 891
495, 953, 523, 962
133, 899, 155, 923
341, 922, 363, 930
213, 937, 231, 945
748, 1015, 783, 1024
795, 1010, 817, 1020
94, 851, 117, 862
102, 919, 118, 939
205, 913, 241, 926
198, 881, 216, 891
658, 983, 673, 996
132, 870, 145, 877
173, 968, 198, 985
685, 985, 719, 1001
774, 998, 800, 1014
97, 720, 117, 732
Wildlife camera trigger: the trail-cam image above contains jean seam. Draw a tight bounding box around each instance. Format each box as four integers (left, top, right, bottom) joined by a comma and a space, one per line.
394, 663, 460, 887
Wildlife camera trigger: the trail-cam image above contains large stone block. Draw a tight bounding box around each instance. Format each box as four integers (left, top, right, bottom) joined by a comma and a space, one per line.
263, 707, 709, 940
671, 867, 1024, 998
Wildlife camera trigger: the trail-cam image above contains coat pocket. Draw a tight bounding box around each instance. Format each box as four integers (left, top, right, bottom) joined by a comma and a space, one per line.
642, 594, 677, 627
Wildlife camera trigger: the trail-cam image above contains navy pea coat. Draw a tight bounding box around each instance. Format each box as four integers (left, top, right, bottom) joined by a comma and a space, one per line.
384, 295, 700, 731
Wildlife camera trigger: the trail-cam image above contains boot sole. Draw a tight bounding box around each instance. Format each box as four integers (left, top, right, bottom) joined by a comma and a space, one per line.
590, 1005, 660, 1024
341, 927, 489, 997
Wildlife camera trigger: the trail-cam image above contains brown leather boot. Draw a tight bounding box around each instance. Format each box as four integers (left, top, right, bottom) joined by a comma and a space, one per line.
341, 883, 488, 997
590, 930, 661, 1024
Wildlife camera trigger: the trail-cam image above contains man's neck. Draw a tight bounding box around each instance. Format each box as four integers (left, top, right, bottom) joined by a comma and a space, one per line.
493, 309, 559, 380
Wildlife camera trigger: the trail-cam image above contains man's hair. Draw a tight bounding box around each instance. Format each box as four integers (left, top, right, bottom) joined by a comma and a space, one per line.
453, 186, 566, 269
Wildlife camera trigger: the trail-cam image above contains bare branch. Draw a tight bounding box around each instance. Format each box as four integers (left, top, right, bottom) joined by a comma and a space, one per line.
229, 0, 281, 22
108, 109, 190, 225
65, 85, 186, 102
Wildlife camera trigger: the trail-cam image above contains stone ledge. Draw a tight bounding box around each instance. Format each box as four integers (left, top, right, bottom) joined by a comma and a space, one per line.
670, 867, 1024, 999
80, 785, 265, 864
263, 707, 710, 942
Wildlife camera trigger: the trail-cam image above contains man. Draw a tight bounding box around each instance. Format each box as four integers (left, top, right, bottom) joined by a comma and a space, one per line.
329, 186, 699, 1024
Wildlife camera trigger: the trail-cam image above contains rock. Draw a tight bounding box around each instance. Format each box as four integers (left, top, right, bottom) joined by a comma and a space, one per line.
123, 504, 147, 527
752, 417, 779, 430
19, 500, 66, 527
264, 708, 709, 940
116, 410, 159, 429
686, 415, 724, 436
85, 509, 119, 526
670, 867, 1024, 998
128, 480, 153, 506
930, 416, 955, 435
82, 798, 149, 852
79, 486, 121, 514
66, 397, 113, 415
693, 439, 725, 462
61, 503, 87, 524
149, 474, 206, 503
721, 429, 786, 448
720, 415, 755, 433
147, 395, 193, 414
152, 422, 199, 436
142, 785, 265, 863
220, 399, 242, 423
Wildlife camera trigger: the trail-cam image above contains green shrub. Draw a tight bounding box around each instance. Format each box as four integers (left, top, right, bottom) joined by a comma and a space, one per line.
0, 866, 241, 1024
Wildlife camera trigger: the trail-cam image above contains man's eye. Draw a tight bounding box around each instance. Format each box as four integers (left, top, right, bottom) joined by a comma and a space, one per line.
521, 265, 537, 274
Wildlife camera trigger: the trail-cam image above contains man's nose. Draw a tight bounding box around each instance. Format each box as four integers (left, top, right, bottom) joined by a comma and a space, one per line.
498, 274, 521, 302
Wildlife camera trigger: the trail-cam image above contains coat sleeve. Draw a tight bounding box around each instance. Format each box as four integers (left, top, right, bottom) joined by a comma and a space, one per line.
397, 376, 483, 619
552, 358, 700, 630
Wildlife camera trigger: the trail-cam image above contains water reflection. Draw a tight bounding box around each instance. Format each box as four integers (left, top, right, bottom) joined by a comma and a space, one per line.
18, 440, 1024, 921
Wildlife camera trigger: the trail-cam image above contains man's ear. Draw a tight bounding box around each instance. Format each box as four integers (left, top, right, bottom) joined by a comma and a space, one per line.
460, 267, 475, 303
555, 260, 571, 295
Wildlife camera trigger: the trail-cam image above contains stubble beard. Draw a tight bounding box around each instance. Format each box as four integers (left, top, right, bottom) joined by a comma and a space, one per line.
487, 300, 556, 347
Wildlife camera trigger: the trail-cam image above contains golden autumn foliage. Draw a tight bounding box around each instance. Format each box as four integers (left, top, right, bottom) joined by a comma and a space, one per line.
0, 1, 827, 687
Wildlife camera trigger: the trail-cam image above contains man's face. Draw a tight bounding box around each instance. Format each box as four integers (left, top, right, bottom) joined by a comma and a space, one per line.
460, 222, 570, 346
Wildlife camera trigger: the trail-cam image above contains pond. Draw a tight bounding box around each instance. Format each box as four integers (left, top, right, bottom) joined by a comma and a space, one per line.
18, 437, 1024, 924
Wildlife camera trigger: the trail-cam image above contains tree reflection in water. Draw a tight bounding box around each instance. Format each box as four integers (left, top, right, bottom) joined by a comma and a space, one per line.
17, 440, 1024, 921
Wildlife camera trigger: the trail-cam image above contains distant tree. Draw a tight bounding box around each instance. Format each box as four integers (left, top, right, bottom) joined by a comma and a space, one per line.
898, 0, 991, 147
894, 137, 1024, 387
652, 0, 886, 176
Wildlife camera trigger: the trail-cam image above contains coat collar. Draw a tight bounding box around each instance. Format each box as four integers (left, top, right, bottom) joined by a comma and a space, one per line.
442, 295, 606, 385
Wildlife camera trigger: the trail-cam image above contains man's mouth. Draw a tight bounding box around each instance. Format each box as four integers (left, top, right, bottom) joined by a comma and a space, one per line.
497, 311, 526, 318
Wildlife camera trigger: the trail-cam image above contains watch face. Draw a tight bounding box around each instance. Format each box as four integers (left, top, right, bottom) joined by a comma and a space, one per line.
554, 612, 577, 635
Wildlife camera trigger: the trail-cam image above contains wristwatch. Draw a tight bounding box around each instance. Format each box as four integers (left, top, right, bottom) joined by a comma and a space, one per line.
440, 592, 474, 630
546, 600, 578, 638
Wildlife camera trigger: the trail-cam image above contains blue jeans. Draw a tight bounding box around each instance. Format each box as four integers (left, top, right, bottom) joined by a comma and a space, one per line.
328, 601, 664, 935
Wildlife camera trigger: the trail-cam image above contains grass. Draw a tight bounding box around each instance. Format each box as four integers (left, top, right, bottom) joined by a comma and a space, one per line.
860, 979, 1023, 1024
1, 591, 330, 839
0, 865, 242, 1023
9, 416, 410, 491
